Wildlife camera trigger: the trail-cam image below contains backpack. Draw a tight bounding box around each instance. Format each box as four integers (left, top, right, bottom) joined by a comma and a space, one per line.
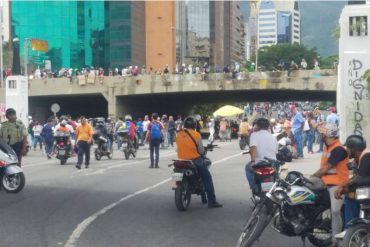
150, 122, 161, 140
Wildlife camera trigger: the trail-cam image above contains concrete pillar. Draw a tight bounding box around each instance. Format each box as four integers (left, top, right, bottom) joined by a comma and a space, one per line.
338, 4, 370, 143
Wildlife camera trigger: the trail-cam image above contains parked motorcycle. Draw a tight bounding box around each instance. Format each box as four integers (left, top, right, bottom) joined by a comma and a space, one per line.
169, 143, 217, 211
274, 132, 293, 162
0, 139, 25, 193
117, 127, 137, 160
341, 185, 370, 247
93, 132, 113, 160
236, 171, 333, 247
54, 131, 71, 165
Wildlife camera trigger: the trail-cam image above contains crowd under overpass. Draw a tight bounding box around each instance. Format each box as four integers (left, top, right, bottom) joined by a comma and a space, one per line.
28, 70, 337, 120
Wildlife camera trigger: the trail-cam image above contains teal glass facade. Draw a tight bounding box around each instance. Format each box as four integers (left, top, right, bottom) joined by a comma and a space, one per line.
11, 0, 137, 71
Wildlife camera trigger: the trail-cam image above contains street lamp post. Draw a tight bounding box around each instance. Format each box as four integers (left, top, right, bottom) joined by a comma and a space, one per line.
24, 38, 30, 78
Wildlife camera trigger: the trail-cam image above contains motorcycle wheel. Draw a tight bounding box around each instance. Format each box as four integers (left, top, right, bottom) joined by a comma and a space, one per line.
107, 151, 113, 159
174, 180, 191, 211
342, 224, 369, 247
239, 141, 246, 150
124, 148, 129, 160
236, 203, 268, 247
307, 208, 332, 247
60, 157, 67, 165
95, 149, 102, 161
2, 172, 26, 193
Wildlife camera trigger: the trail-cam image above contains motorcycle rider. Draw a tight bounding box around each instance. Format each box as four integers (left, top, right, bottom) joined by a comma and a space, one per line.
312, 122, 349, 245
54, 120, 72, 155
334, 135, 370, 239
176, 117, 222, 208
105, 118, 114, 152
95, 119, 111, 154
125, 115, 138, 150
245, 118, 278, 194
239, 117, 250, 139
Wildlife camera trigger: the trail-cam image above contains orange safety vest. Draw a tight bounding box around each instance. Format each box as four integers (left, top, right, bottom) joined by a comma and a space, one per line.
320, 139, 349, 186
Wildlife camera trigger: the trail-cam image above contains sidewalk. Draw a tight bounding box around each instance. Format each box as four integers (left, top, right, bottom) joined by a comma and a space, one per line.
281, 144, 321, 177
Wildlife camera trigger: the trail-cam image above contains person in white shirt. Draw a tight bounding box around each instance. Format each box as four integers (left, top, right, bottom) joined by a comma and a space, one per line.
245, 118, 278, 192
270, 118, 283, 134
142, 115, 151, 146
32, 122, 44, 150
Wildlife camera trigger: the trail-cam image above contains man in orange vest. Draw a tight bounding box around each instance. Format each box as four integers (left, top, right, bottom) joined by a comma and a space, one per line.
334, 135, 370, 239
312, 123, 349, 245
176, 117, 222, 209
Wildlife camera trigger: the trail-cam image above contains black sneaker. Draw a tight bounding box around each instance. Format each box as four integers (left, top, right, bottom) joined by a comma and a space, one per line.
149, 165, 154, 168
85, 165, 89, 169
208, 202, 223, 209
75, 164, 81, 170
155, 165, 159, 168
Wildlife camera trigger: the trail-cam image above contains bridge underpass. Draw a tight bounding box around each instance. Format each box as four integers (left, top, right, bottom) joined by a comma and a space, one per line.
29, 94, 107, 121
117, 89, 336, 118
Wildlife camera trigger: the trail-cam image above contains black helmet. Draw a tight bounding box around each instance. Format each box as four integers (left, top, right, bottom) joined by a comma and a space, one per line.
345, 135, 366, 151
256, 118, 270, 130
184, 117, 196, 129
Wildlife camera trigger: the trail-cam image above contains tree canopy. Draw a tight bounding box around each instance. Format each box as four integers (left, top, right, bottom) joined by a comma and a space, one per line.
254, 43, 319, 71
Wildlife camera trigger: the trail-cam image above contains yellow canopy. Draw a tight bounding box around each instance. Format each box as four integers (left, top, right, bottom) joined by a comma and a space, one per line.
213, 105, 244, 117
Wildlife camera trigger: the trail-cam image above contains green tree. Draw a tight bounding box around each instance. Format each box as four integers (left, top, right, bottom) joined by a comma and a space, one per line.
253, 43, 319, 71
362, 69, 370, 93
2, 41, 13, 69
320, 55, 338, 69
192, 103, 224, 118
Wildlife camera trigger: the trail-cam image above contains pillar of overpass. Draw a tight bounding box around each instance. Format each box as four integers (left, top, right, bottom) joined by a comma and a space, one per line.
338, 4, 370, 144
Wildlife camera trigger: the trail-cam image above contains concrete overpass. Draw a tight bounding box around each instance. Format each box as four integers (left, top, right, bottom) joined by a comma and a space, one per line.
27, 69, 337, 120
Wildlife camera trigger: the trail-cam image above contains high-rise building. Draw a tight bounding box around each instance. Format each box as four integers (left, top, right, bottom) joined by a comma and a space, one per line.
257, 1, 300, 48
177, 0, 245, 70
10, 1, 145, 71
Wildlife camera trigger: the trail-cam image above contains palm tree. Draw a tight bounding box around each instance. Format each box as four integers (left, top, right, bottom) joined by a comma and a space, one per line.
363, 69, 370, 92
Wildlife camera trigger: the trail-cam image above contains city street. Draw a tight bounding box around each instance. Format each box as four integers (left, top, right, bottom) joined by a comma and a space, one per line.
0, 140, 320, 247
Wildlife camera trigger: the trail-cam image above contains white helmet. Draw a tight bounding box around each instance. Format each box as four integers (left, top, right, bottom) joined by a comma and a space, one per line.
61, 120, 68, 126
319, 123, 339, 138
270, 118, 276, 124
125, 115, 132, 121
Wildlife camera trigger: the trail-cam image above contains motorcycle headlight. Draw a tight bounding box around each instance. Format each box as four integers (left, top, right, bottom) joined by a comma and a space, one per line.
273, 187, 287, 201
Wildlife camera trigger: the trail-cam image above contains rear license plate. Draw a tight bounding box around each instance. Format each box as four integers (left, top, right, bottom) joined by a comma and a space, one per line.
171, 173, 183, 182
58, 150, 66, 155
261, 182, 274, 192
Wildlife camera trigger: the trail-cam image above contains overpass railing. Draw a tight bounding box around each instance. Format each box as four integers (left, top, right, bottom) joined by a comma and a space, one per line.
28, 69, 337, 98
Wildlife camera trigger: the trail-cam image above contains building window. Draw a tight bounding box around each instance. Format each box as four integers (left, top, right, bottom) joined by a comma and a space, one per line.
259, 11, 275, 16
260, 17, 275, 21
349, 16, 368, 36
259, 35, 276, 39
8, 80, 17, 89
294, 24, 299, 28
259, 23, 275, 27
259, 29, 275, 33
294, 30, 299, 34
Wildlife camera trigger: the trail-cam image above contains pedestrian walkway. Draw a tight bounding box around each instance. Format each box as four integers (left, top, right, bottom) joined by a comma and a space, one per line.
281, 144, 321, 177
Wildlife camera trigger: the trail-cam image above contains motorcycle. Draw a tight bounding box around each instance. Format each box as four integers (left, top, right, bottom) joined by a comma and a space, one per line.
169, 143, 217, 211
236, 171, 333, 247
117, 127, 137, 160
93, 132, 113, 160
341, 185, 370, 247
54, 131, 71, 165
0, 139, 25, 193
274, 132, 293, 162
239, 134, 249, 150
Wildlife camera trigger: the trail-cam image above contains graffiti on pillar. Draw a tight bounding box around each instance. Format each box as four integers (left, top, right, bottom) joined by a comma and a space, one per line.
348, 59, 365, 136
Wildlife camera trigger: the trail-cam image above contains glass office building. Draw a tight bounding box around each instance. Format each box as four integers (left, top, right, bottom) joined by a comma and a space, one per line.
11, 1, 145, 71
277, 12, 292, 44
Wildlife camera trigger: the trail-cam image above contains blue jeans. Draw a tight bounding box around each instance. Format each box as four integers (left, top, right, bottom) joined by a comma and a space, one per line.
194, 157, 217, 204
344, 196, 360, 229
33, 135, 43, 149
149, 139, 161, 167
306, 130, 314, 152
115, 133, 122, 149
245, 162, 255, 190
44, 139, 53, 156
293, 130, 303, 157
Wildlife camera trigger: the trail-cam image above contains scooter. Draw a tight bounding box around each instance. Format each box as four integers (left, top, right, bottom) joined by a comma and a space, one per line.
0, 139, 26, 193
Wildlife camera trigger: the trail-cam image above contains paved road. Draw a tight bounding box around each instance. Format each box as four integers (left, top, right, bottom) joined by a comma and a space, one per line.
0, 140, 322, 247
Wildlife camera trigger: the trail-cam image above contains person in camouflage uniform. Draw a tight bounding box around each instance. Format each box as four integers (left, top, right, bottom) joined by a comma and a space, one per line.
0, 108, 28, 166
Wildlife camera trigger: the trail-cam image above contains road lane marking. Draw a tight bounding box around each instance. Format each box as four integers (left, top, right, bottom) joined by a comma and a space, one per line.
64, 178, 171, 247
64, 150, 241, 247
